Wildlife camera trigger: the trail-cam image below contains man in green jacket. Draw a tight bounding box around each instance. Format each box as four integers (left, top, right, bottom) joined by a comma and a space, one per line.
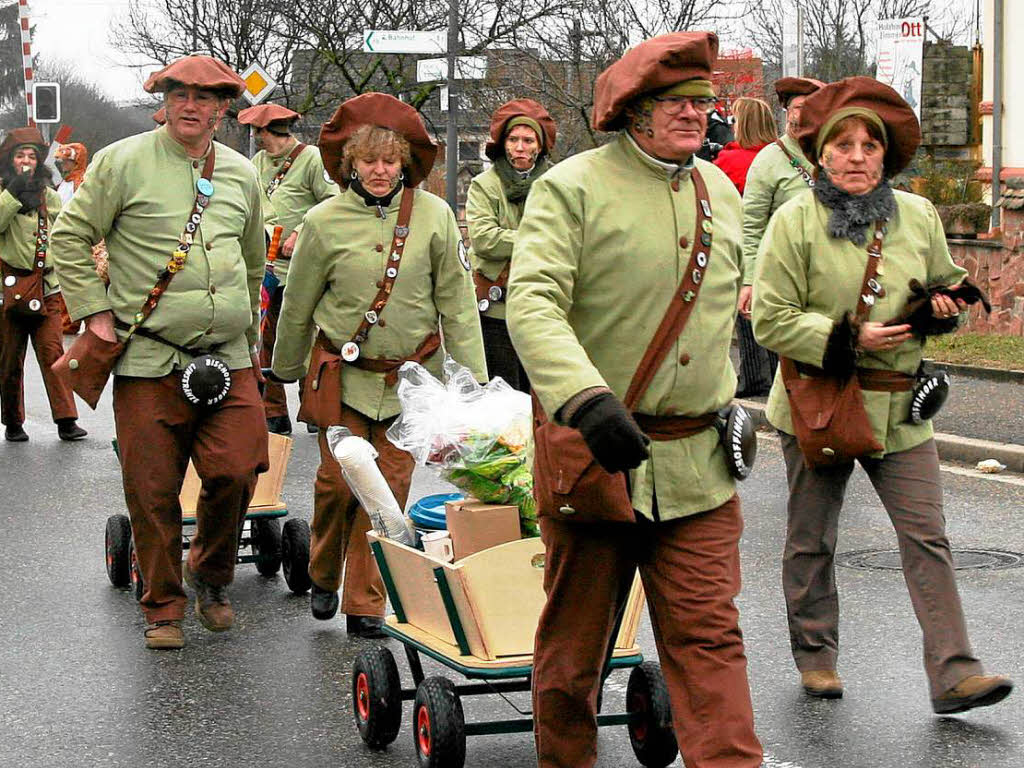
735, 77, 824, 396
507, 32, 762, 768
466, 99, 555, 391
238, 103, 338, 435
51, 55, 269, 651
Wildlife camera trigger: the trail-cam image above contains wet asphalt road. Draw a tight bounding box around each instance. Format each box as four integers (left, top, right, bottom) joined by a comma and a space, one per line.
1, 364, 1022, 768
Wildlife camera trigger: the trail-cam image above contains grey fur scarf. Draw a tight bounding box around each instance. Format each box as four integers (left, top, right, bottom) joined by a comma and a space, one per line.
814, 172, 896, 245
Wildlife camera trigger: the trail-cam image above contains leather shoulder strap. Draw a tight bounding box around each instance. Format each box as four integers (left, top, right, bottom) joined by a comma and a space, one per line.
622, 167, 713, 410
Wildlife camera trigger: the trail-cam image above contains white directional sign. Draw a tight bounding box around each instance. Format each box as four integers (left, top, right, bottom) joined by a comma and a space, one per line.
416, 56, 487, 83
363, 29, 446, 54
240, 62, 276, 105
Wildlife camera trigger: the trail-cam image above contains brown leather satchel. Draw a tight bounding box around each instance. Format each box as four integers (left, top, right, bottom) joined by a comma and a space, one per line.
297, 334, 344, 427
531, 167, 718, 524
2, 206, 49, 317
52, 328, 125, 409
780, 223, 888, 469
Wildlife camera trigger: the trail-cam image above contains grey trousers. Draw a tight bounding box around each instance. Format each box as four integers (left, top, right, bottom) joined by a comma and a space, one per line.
736, 314, 777, 395
780, 433, 983, 698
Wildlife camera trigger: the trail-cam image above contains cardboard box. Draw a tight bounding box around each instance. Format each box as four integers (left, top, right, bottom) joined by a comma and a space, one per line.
179, 432, 292, 514
445, 498, 521, 560
368, 530, 645, 660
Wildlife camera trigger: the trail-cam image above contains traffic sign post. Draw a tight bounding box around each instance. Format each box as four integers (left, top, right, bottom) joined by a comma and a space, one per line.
33, 83, 61, 123
363, 29, 446, 54
240, 63, 277, 105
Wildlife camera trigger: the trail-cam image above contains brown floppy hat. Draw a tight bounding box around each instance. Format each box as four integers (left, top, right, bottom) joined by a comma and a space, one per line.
484, 99, 557, 161
237, 104, 300, 130
318, 92, 437, 188
774, 77, 826, 108
0, 126, 47, 162
795, 76, 920, 177
592, 31, 718, 132
144, 55, 246, 98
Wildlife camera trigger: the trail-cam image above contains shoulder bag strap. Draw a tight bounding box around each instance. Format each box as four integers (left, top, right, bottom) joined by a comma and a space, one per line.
33, 197, 49, 274
621, 167, 714, 410
781, 221, 887, 382
266, 142, 307, 198
122, 148, 216, 341
338, 187, 415, 361
775, 139, 815, 188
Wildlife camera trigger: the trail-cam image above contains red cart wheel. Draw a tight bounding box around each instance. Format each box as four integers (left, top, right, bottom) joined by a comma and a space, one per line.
128, 538, 144, 602
352, 646, 401, 748
412, 676, 465, 768
626, 661, 678, 768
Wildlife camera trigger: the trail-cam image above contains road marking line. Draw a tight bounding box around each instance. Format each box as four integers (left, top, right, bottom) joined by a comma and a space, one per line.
762, 752, 808, 768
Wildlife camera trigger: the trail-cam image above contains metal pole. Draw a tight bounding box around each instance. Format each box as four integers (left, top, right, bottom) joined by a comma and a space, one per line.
990, 0, 1003, 229
18, 0, 33, 126
445, 0, 458, 213
796, 6, 804, 78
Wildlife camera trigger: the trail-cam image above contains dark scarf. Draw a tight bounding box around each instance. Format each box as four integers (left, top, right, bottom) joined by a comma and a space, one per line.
494, 156, 549, 203
350, 177, 403, 217
814, 171, 896, 245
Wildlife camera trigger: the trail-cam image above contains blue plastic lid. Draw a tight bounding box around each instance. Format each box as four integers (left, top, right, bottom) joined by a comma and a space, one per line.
408, 492, 462, 530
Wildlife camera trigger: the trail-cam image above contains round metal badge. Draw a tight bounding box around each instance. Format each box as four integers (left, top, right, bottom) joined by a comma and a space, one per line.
386, 267, 398, 279
341, 342, 361, 362
196, 178, 214, 197
487, 286, 503, 302
478, 299, 490, 313
365, 310, 378, 325
458, 240, 471, 271
28, 299, 41, 312
3, 275, 15, 287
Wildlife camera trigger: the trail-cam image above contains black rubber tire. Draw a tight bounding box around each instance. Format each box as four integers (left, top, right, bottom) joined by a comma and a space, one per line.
626, 661, 678, 768
413, 676, 465, 768
281, 518, 312, 594
352, 646, 402, 748
252, 517, 283, 577
128, 537, 144, 602
105, 514, 132, 587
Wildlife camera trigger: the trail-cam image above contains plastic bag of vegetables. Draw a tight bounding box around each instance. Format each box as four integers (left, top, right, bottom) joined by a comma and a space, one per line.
387, 357, 538, 536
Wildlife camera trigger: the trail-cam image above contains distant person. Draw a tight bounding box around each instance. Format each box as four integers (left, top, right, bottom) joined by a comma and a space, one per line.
713, 97, 777, 194
735, 77, 825, 397
54, 142, 109, 288
0, 127, 85, 443
753, 76, 1013, 712
52, 55, 269, 651
237, 103, 338, 436
466, 98, 556, 392
696, 103, 733, 162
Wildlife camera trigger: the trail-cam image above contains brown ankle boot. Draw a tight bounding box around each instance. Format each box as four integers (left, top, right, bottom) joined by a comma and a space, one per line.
801, 669, 844, 698
932, 675, 1013, 714
145, 620, 184, 650
184, 563, 234, 632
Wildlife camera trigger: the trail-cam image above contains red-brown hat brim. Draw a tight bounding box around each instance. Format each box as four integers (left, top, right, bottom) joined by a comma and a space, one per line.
152, 107, 167, 125
0, 126, 47, 162
484, 99, 557, 161
592, 31, 719, 132
144, 55, 246, 98
318, 93, 438, 188
774, 77, 826, 107
795, 76, 920, 176
237, 103, 300, 128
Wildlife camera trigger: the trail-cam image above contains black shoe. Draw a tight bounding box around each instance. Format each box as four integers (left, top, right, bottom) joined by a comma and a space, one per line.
346, 615, 387, 639
266, 415, 292, 435
305, 422, 318, 434
5, 424, 28, 442
310, 582, 339, 620
56, 419, 88, 441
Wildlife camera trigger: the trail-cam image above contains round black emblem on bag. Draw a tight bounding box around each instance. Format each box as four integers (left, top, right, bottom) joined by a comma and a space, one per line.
909, 371, 950, 424
180, 354, 232, 407
716, 404, 757, 480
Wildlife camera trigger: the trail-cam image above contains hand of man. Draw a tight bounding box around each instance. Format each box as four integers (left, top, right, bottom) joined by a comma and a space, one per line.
737, 285, 753, 317
85, 311, 117, 343
569, 392, 650, 473
280, 231, 299, 258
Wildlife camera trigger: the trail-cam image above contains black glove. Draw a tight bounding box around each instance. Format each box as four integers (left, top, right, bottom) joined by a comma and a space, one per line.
6, 174, 43, 214
262, 367, 295, 384
569, 392, 650, 474
5, 173, 30, 197
888, 278, 992, 337
821, 311, 859, 379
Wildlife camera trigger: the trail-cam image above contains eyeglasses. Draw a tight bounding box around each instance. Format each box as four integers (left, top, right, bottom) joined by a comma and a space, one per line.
650, 96, 717, 115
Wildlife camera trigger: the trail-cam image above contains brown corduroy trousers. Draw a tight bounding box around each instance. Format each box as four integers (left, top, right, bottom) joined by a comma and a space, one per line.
259, 285, 304, 419
780, 433, 983, 698
113, 369, 269, 624
532, 495, 763, 768
0, 293, 76, 426
310, 405, 413, 617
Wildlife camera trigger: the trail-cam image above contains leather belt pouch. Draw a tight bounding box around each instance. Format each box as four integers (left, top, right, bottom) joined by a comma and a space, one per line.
52, 328, 125, 409
297, 340, 343, 427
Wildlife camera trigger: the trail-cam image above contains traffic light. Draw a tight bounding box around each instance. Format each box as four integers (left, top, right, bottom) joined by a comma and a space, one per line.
32, 83, 61, 123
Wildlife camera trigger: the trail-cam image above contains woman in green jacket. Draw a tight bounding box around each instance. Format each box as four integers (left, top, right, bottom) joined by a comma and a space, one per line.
269, 94, 486, 638
753, 77, 1012, 713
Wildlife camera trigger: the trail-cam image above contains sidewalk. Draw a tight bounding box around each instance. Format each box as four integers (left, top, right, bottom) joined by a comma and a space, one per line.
730, 349, 1024, 471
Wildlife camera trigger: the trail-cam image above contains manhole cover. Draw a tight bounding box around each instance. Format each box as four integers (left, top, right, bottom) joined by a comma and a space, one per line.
837, 549, 1024, 571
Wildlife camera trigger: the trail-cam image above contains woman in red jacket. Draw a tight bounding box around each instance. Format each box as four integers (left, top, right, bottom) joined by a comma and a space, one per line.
713, 98, 778, 194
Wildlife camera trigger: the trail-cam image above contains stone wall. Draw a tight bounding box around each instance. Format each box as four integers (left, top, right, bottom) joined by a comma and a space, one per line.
949, 209, 1024, 336
921, 42, 973, 148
